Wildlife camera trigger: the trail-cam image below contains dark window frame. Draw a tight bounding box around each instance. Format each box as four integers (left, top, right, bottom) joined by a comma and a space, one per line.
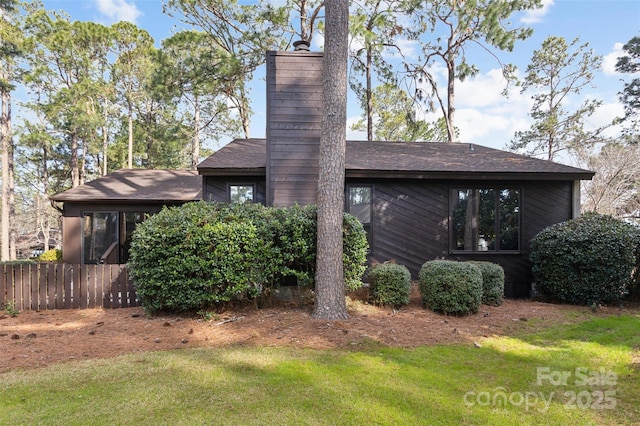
449, 186, 521, 254
81, 211, 119, 264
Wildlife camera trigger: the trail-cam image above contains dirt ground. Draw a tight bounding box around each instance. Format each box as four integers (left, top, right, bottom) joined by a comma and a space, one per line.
2, 289, 638, 373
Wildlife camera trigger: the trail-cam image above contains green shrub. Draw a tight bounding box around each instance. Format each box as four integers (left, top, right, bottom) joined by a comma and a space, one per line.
128, 201, 368, 313
38, 249, 62, 262
418, 260, 482, 316
530, 212, 640, 305
468, 261, 505, 306
368, 263, 412, 307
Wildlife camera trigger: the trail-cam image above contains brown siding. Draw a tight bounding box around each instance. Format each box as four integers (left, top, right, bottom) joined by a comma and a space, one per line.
355, 179, 575, 298
266, 51, 323, 207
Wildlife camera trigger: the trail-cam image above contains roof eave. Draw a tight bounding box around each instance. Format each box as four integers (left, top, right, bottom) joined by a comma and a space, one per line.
345, 170, 595, 181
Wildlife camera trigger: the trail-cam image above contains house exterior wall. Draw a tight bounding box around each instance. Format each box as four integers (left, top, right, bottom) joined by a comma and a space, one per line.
203, 174, 575, 298
266, 50, 323, 207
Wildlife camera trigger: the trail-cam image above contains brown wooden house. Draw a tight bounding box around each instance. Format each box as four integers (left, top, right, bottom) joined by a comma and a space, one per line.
51, 46, 594, 298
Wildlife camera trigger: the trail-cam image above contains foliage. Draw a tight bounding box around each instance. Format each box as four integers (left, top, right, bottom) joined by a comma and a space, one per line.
404, 0, 541, 142
128, 202, 368, 313
615, 36, 640, 121
530, 212, 640, 305
367, 263, 411, 307
37, 248, 61, 262
468, 261, 505, 306
418, 260, 482, 316
351, 83, 450, 141
508, 36, 603, 160
3, 300, 18, 317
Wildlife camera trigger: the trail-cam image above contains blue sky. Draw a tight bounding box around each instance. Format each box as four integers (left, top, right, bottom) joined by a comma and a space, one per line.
38, 0, 640, 156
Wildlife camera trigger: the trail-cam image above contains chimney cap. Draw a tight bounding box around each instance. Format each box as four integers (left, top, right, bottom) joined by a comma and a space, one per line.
293, 40, 310, 52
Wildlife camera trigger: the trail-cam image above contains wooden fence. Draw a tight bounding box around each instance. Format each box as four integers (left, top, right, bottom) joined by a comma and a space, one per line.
0, 263, 139, 310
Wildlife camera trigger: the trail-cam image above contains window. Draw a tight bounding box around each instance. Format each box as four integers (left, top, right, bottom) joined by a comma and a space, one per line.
83, 211, 148, 264
83, 212, 118, 264
451, 188, 520, 252
347, 186, 372, 246
229, 184, 255, 204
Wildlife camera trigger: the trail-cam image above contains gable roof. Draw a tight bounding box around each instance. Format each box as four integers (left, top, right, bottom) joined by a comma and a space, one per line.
197, 138, 594, 180
49, 169, 202, 202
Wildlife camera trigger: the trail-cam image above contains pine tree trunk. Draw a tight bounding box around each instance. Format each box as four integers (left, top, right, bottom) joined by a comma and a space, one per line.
313, 0, 349, 321
1, 79, 12, 260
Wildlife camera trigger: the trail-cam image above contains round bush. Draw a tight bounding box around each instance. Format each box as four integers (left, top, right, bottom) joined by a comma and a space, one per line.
38, 248, 62, 262
530, 212, 640, 305
418, 260, 482, 316
368, 263, 412, 307
468, 261, 505, 306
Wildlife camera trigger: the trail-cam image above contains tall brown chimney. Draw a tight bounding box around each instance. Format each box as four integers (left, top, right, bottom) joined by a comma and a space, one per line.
265, 45, 323, 207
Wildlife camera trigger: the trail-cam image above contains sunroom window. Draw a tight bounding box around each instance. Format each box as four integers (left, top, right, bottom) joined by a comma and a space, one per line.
451, 188, 520, 252
347, 185, 372, 246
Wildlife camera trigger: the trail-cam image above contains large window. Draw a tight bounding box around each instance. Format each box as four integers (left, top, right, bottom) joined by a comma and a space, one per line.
83, 211, 147, 264
229, 184, 255, 204
83, 212, 118, 264
347, 186, 372, 246
451, 188, 520, 252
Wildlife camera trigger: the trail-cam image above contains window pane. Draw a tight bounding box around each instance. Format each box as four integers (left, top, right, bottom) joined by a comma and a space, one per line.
452, 189, 473, 251
348, 187, 371, 224
230, 185, 254, 203
477, 189, 496, 251
499, 189, 520, 250
83, 212, 118, 264
121, 212, 147, 263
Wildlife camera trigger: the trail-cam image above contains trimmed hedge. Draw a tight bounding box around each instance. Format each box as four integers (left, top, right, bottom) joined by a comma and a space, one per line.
418, 260, 482, 316
128, 201, 368, 313
468, 261, 505, 306
367, 263, 412, 307
530, 212, 640, 305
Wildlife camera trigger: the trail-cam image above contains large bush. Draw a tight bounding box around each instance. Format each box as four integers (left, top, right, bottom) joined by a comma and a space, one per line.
418, 260, 482, 316
128, 202, 368, 313
367, 263, 412, 307
530, 212, 640, 305
38, 248, 62, 262
468, 261, 505, 306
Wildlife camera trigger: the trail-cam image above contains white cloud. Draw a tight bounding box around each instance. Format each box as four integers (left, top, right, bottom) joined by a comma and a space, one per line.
521, 0, 554, 24
602, 42, 625, 76
95, 0, 142, 24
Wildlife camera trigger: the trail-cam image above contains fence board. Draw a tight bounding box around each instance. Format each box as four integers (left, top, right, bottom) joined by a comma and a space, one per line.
21, 266, 30, 311
37, 263, 47, 310
55, 264, 64, 309
64, 265, 73, 309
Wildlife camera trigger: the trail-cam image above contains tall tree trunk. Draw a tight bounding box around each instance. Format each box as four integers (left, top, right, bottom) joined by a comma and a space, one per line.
192, 95, 200, 170
366, 47, 373, 141
128, 105, 133, 169
1, 77, 15, 260
446, 58, 457, 143
313, 0, 349, 321
102, 99, 109, 175
70, 132, 80, 187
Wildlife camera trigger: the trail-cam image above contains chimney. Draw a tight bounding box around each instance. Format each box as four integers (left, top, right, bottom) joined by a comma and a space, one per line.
266, 43, 323, 207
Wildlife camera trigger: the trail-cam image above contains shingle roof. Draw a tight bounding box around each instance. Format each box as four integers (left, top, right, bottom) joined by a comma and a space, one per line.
197, 138, 594, 180
49, 169, 202, 202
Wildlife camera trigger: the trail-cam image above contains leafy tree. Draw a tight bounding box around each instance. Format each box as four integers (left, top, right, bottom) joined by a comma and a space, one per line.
404, 0, 541, 142
349, 0, 410, 141
351, 83, 450, 141
0, 0, 20, 260
156, 30, 242, 169
111, 21, 155, 169
286, 0, 324, 43
163, 0, 289, 138
508, 36, 603, 160
615, 36, 640, 134
314, 0, 349, 320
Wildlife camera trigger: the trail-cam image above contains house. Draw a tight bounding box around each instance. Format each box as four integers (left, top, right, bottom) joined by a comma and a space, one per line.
50, 45, 595, 298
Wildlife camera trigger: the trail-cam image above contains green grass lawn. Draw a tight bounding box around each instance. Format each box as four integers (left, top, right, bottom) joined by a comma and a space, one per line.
1, 314, 638, 425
